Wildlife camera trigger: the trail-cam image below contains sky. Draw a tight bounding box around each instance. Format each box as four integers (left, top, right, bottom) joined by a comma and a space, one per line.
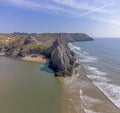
0, 0, 120, 37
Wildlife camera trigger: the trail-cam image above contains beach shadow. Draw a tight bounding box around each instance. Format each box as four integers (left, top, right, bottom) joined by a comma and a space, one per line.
40, 63, 54, 74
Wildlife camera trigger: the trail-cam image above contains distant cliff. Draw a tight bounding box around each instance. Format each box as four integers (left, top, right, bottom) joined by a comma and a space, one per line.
0, 33, 93, 76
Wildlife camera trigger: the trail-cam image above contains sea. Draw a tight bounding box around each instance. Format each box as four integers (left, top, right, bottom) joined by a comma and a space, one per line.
65, 38, 120, 113
0, 38, 120, 113
0, 57, 62, 113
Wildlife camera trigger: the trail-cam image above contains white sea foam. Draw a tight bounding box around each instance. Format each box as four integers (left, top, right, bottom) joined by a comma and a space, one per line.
81, 56, 98, 63
69, 43, 120, 109
80, 89, 102, 109
80, 95, 102, 107
80, 89, 83, 95
68, 43, 81, 51
84, 108, 102, 113
84, 66, 108, 76
76, 52, 98, 63
81, 104, 102, 113
83, 51, 89, 54
85, 65, 120, 109
87, 74, 109, 82
93, 82, 120, 108
68, 43, 98, 63
85, 66, 97, 71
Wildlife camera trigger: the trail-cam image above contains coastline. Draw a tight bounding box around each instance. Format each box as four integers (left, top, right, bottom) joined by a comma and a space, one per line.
2, 52, 118, 113
2, 46, 119, 113
15, 54, 78, 113
63, 64, 120, 113
0, 56, 62, 113
21, 55, 47, 63
57, 77, 77, 113
0, 54, 47, 64
0, 55, 76, 113
0, 33, 94, 113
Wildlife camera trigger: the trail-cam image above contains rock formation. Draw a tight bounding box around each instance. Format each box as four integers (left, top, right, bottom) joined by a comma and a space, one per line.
47, 37, 76, 76
24, 36, 33, 44
0, 32, 93, 76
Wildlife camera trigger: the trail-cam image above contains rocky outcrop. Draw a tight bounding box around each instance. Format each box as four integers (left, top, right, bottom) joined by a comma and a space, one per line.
47, 37, 76, 76
57, 33, 93, 43
24, 36, 33, 44
4, 46, 42, 58
0, 33, 93, 76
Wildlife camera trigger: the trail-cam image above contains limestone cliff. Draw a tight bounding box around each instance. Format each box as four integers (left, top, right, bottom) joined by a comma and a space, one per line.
0, 33, 93, 76
47, 38, 76, 76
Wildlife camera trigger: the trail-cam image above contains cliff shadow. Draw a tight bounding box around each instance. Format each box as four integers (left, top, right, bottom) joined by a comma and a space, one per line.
40, 63, 54, 74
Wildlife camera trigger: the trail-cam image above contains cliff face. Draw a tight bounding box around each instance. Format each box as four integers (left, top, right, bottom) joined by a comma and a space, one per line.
0, 33, 93, 76
58, 33, 93, 43
46, 38, 75, 76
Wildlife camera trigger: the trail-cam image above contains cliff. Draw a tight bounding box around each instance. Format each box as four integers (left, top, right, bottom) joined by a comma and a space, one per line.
46, 37, 75, 76
0, 33, 93, 76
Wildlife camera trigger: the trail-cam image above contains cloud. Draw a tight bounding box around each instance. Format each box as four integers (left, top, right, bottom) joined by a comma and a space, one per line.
4, 0, 40, 8
3, 0, 112, 13
79, 1, 118, 16
52, 0, 120, 26
2, 0, 120, 26
91, 16, 120, 26
3, 0, 60, 10
53, 0, 95, 10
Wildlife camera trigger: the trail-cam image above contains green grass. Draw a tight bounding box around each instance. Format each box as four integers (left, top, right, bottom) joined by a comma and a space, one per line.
23, 43, 50, 51
0, 34, 51, 51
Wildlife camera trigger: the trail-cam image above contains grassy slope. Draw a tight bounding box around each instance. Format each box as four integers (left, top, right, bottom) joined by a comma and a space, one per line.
0, 34, 51, 52
0, 33, 92, 53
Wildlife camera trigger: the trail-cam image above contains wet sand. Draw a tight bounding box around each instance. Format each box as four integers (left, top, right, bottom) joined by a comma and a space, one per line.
57, 77, 77, 113
63, 65, 120, 113
3, 55, 120, 113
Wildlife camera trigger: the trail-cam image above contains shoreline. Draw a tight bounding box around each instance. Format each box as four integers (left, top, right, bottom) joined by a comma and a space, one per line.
3, 54, 119, 113
7, 55, 77, 113
0, 53, 5, 56
0, 56, 75, 113
0, 54, 47, 64
21, 55, 47, 63
57, 77, 77, 113
63, 64, 120, 113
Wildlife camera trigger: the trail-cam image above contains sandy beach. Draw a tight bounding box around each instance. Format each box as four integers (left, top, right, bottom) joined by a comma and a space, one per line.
20, 55, 120, 113
21, 55, 47, 63
57, 77, 77, 113
63, 65, 120, 113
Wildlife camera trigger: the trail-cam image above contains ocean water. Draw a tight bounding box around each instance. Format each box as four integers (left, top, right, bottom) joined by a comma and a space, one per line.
67, 38, 120, 113
0, 57, 61, 113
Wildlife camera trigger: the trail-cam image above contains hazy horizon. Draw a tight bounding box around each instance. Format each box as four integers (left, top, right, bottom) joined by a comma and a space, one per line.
0, 0, 120, 37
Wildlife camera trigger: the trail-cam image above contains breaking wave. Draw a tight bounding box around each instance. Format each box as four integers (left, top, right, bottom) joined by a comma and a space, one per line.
68, 43, 120, 109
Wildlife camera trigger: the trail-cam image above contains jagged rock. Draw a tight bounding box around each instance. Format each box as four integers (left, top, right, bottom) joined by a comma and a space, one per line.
17, 48, 26, 57
24, 36, 33, 44
48, 38, 76, 76
5, 46, 26, 57
1, 33, 93, 76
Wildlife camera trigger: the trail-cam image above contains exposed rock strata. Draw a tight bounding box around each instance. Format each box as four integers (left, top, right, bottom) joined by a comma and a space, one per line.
0, 33, 93, 76
45, 38, 76, 76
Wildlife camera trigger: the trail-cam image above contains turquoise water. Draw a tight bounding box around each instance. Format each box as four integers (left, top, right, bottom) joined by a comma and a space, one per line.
0, 57, 61, 113
69, 38, 120, 109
